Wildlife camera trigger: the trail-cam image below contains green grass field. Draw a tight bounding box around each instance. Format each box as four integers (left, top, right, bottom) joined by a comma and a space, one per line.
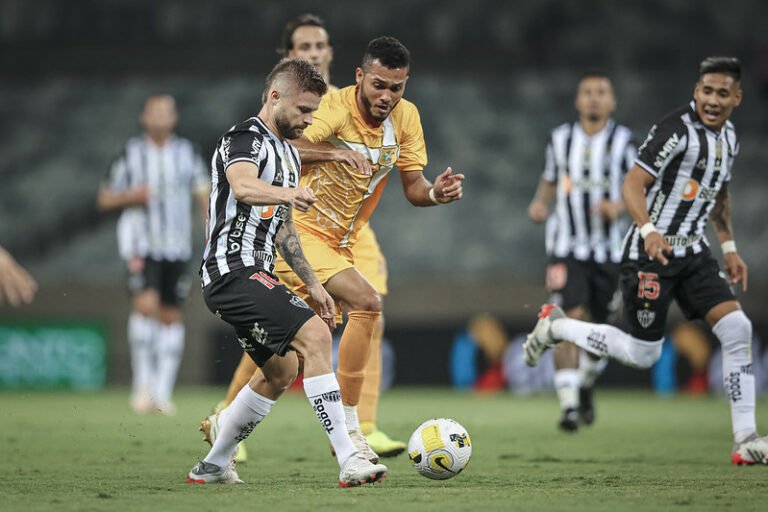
3, 387, 767, 512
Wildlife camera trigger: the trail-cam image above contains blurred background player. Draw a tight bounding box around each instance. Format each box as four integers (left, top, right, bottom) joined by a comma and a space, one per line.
0, 245, 37, 307
186, 58, 387, 487
209, 15, 408, 461
98, 95, 209, 414
524, 57, 768, 465
528, 71, 636, 432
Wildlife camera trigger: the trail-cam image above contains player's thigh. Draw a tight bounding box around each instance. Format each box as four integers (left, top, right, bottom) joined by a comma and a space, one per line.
324, 267, 381, 312
203, 268, 316, 367
619, 260, 676, 341
675, 251, 737, 324
351, 226, 388, 296
546, 257, 589, 312
588, 262, 621, 323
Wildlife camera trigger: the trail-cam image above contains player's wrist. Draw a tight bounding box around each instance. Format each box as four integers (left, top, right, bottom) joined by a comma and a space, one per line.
428, 187, 441, 205
721, 240, 737, 254
639, 222, 657, 240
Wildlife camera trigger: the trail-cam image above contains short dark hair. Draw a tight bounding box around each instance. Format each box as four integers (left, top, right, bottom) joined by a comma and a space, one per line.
579, 68, 612, 82
262, 58, 328, 104
279, 14, 329, 55
362, 36, 410, 70
699, 56, 741, 81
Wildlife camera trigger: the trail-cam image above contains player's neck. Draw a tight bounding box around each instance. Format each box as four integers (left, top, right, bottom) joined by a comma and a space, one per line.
146, 132, 172, 147
257, 112, 284, 141
355, 98, 383, 129
579, 117, 609, 137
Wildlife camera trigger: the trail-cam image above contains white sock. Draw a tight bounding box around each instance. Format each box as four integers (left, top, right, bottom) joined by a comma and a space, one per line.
578, 350, 608, 388
551, 318, 663, 369
343, 405, 361, 432
554, 369, 580, 410
304, 373, 357, 465
712, 310, 756, 444
128, 312, 155, 399
153, 322, 184, 406
205, 385, 274, 468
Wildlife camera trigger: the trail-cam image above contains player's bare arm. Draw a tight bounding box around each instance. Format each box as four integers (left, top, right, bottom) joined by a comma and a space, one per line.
711, 183, 748, 291
227, 161, 316, 211
528, 179, 556, 223
275, 215, 336, 330
0, 245, 37, 307
622, 164, 672, 265
594, 198, 625, 221
97, 185, 150, 212
399, 167, 464, 207
292, 137, 375, 176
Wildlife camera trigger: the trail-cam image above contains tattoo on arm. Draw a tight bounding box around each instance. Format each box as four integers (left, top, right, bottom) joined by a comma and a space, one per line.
275, 217, 319, 287
710, 183, 733, 239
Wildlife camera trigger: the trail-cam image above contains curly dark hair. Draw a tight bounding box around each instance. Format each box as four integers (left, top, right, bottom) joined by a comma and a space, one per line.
362, 36, 410, 70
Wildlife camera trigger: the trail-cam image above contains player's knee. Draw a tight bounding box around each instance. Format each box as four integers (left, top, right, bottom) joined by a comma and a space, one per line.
352, 290, 382, 312
268, 366, 298, 392
628, 337, 663, 369
714, 310, 752, 356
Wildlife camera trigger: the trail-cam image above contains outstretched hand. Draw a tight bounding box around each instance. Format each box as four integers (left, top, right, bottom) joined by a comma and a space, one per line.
433, 167, 465, 203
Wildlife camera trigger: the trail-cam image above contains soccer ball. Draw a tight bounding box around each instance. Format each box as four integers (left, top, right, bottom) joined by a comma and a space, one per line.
407, 418, 472, 480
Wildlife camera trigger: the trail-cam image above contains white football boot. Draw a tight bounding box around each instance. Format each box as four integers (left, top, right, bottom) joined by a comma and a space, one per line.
186, 460, 244, 484
338, 453, 388, 487
523, 304, 565, 367
732, 433, 768, 465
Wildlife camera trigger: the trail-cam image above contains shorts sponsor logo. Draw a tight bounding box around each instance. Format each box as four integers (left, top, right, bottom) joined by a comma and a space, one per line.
250, 322, 268, 345
321, 390, 341, 402
290, 295, 310, 309
237, 336, 254, 351
637, 309, 656, 328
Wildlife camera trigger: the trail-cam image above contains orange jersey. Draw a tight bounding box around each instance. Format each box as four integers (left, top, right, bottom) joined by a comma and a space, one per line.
295, 85, 427, 247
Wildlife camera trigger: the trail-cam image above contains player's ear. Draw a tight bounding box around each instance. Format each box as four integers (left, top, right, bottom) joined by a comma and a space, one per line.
733, 84, 743, 107
355, 67, 364, 86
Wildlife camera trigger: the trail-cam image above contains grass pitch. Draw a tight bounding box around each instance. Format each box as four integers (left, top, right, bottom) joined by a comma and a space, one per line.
2, 387, 767, 512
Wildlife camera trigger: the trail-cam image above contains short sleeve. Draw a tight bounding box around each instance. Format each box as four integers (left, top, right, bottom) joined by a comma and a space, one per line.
224, 130, 265, 170
542, 141, 556, 182
396, 106, 427, 171
635, 117, 687, 178
105, 149, 129, 191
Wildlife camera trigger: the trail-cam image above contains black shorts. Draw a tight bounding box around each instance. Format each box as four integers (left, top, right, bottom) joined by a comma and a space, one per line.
202, 267, 316, 367
546, 257, 620, 323
128, 258, 191, 306
619, 247, 735, 341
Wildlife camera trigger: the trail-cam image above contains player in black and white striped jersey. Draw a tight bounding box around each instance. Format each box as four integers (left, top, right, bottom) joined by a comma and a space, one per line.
526, 57, 768, 465
528, 71, 636, 432
187, 58, 387, 487
99, 95, 209, 415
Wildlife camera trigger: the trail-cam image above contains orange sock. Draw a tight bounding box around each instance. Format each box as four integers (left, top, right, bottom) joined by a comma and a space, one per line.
358, 316, 384, 425
224, 353, 259, 406
337, 310, 381, 407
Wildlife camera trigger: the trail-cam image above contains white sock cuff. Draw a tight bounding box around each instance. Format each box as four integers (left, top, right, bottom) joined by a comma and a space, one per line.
303, 373, 339, 396
236, 385, 276, 415
554, 369, 580, 387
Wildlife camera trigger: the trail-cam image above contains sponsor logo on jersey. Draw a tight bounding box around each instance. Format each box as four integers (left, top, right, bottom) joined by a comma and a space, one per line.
695, 158, 707, 170
664, 234, 702, 248
649, 191, 666, 223
680, 179, 718, 202
378, 145, 398, 167
637, 309, 656, 329
227, 212, 248, 255
654, 133, 680, 169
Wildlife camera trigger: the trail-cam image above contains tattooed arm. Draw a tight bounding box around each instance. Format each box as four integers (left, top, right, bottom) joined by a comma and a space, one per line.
275, 213, 336, 329
711, 183, 748, 291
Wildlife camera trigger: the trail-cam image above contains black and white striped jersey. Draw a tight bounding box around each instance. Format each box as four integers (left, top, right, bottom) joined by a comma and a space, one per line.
105, 135, 208, 261
201, 117, 300, 287
542, 119, 636, 264
622, 101, 739, 261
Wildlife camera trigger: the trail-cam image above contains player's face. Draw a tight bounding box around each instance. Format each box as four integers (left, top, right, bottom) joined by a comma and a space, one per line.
694, 73, 742, 130
355, 60, 408, 123
288, 26, 333, 77
575, 77, 615, 123
141, 96, 178, 136
273, 88, 322, 140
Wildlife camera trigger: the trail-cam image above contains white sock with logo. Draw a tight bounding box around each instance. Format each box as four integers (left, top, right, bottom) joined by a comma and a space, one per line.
551, 318, 663, 369
154, 322, 184, 407
128, 312, 155, 401
204, 385, 274, 468
304, 373, 356, 465
712, 310, 756, 444
578, 350, 608, 388
554, 369, 580, 410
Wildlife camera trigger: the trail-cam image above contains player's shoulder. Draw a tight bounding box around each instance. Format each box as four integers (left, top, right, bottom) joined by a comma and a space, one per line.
612, 122, 635, 141
390, 97, 422, 132
551, 122, 573, 138
653, 104, 691, 134
223, 117, 269, 141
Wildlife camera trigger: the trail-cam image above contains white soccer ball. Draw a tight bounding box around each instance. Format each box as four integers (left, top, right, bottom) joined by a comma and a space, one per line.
407, 418, 472, 480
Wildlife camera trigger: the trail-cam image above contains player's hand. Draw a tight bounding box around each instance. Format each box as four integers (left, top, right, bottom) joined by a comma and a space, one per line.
130, 185, 151, 206
528, 199, 549, 223
127, 255, 145, 275
433, 167, 465, 203
333, 149, 375, 176
594, 199, 622, 221
723, 252, 748, 292
289, 187, 317, 212
0, 247, 38, 307
644, 232, 673, 266
307, 283, 336, 331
